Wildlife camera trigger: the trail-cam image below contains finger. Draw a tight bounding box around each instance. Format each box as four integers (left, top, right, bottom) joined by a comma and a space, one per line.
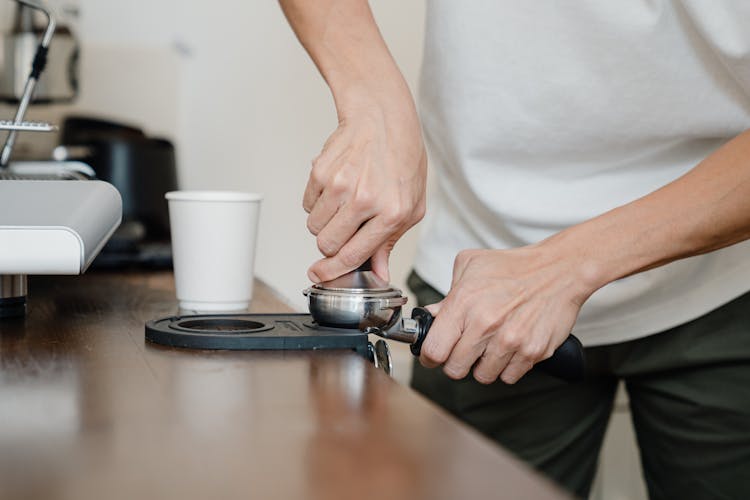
472, 350, 513, 385
370, 245, 391, 283
498, 351, 535, 385
313, 202, 371, 258
307, 188, 343, 237
303, 174, 324, 214
419, 299, 464, 369
308, 217, 389, 282
302, 146, 347, 213
442, 327, 491, 380
497, 328, 550, 384
424, 301, 444, 316
370, 220, 411, 282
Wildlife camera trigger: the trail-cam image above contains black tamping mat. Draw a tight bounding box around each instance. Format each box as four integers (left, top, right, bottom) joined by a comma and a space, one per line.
145, 313, 370, 356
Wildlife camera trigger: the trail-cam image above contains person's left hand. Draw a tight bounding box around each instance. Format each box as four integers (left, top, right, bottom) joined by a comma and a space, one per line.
419, 245, 595, 384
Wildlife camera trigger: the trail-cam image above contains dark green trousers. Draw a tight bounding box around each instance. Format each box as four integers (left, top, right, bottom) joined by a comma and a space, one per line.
408, 272, 750, 499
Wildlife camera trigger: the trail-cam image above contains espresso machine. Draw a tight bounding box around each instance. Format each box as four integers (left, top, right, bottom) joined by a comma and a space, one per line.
0, 0, 121, 318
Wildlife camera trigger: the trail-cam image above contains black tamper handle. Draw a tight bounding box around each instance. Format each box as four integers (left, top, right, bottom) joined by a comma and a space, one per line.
354, 258, 373, 272
409, 307, 585, 382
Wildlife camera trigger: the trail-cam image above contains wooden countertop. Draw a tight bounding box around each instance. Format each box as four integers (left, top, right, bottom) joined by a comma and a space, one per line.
0, 272, 568, 500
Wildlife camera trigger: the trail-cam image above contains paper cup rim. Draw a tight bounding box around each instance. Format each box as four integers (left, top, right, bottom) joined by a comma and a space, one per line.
166, 191, 263, 202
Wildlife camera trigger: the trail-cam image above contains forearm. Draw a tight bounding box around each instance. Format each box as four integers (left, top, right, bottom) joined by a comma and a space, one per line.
548, 130, 750, 296
278, 0, 414, 118
280, 0, 427, 282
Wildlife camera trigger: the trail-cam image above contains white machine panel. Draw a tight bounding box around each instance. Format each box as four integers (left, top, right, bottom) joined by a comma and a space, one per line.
0, 180, 122, 274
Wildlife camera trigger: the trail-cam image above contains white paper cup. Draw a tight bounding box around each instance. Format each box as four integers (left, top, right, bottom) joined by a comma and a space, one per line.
166, 191, 263, 313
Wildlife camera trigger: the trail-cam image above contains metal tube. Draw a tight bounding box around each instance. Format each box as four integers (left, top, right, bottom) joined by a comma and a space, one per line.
0, 0, 57, 167
365, 318, 420, 344
0, 274, 28, 299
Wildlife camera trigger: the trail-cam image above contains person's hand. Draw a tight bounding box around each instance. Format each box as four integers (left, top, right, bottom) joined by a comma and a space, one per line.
304, 90, 427, 283
420, 244, 595, 384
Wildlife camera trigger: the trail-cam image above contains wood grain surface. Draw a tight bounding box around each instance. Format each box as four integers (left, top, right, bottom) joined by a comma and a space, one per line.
0, 272, 568, 500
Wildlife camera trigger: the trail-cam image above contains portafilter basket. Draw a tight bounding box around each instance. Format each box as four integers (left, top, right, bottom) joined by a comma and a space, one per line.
303, 259, 407, 331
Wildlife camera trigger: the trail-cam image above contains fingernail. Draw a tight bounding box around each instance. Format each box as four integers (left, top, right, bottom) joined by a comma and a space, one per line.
308, 271, 321, 283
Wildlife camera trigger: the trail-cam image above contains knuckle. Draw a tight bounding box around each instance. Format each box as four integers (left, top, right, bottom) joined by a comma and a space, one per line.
337, 247, 361, 269
310, 164, 326, 187
381, 206, 404, 229
316, 235, 338, 257
330, 171, 349, 196
541, 347, 556, 361
455, 249, 478, 268
519, 343, 545, 362
480, 342, 508, 366
455, 249, 471, 265
482, 341, 505, 360
443, 364, 468, 380
421, 343, 447, 365
351, 188, 377, 212
475, 310, 498, 332
307, 217, 323, 236
473, 369, 497, 385
496, 332, 521, 352
306, 218, 320, 236
413, 201, 426, 223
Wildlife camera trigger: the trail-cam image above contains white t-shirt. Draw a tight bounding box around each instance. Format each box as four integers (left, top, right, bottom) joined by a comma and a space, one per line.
414, 1, 750, 346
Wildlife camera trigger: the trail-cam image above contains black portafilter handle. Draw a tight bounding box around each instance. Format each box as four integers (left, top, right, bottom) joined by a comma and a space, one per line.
409, 307, 585, 382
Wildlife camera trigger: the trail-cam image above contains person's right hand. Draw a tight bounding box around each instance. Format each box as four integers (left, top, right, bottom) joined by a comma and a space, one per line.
304, 88, 427, 283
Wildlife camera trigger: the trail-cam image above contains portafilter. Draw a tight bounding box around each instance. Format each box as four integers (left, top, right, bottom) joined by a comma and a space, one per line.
304, 259, 586, 382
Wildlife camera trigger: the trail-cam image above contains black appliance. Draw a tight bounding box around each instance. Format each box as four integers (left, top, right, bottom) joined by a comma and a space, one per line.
56, 116, 178, 268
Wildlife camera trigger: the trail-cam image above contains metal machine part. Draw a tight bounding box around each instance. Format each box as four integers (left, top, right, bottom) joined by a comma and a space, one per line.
1, 0, 58, 167
1, 4, 78, 103
0, 160, 94, 180
0, 180, 122, 274
372, 339, 393, 376
0, 274, 27, 318
0, 120, 56, 132
0, 180, 122, 319
0, 3, 121, 320
364, 307, 434, 355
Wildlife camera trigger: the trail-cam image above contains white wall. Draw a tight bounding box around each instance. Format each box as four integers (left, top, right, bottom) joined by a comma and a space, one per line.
0, 0, 426, 310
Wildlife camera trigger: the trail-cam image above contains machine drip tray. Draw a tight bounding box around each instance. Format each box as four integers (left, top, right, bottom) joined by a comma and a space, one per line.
145, 313, 369, 356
